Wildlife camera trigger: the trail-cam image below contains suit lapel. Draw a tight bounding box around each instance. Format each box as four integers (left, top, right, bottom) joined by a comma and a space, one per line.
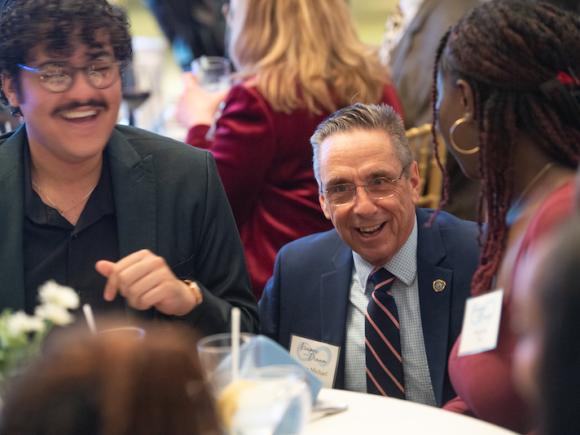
0, 127, 158, 311
416, 208, 453, 406
107, 128, 157, 258
0, 127, 26, 309
319, 237, 352, 387
107, 129, 157, 319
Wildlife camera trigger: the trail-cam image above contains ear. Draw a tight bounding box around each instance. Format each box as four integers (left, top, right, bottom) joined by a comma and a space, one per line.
1, 73, 21, 107
319, 193, 331, 220
407, 161, 421, 204
455, 78, 475, 119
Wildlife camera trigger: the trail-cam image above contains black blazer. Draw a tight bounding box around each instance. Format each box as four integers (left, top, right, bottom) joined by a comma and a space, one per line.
0, 125, 258, 335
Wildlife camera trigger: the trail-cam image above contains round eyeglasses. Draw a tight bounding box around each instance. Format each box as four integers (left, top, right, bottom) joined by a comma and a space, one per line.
17, 60, 121, 93
323, 165, 409, 206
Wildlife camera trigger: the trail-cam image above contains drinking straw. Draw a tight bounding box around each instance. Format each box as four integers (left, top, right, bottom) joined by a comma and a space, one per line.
83, 304, 97, 335
231, 307, 241, 381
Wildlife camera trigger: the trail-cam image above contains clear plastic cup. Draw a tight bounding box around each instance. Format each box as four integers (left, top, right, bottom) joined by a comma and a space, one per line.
196, 333, 253, 392
191, 56, 232, 92
226, 365, 311, 435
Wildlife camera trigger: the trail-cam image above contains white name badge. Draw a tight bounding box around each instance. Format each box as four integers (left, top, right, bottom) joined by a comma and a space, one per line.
458, 288, 504, 357
290, 335, 340, 388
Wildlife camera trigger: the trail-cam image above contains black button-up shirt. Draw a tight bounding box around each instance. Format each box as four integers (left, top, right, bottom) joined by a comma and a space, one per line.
23, 147, 125, 314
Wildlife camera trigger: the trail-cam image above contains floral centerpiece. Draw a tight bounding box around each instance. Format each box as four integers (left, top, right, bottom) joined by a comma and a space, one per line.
0, 280, 79, 386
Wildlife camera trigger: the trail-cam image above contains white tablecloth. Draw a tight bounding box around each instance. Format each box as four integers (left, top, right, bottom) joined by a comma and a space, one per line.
306, 389, 518, 435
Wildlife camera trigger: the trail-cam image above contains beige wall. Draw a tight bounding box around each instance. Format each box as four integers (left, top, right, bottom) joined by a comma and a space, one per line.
352, 0, 398, 44
113, 0, 398, 45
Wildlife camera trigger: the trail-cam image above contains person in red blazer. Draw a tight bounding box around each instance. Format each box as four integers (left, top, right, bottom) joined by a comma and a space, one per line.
176, 0, 402, 298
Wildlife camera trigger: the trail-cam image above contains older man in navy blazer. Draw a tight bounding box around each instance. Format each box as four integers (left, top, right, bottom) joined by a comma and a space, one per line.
259, 103, 479, 407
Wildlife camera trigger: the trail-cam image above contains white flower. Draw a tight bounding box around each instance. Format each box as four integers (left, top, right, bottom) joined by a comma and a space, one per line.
38, 280, 80, 310
5, 311, 46, 337
35, 303, 74, 326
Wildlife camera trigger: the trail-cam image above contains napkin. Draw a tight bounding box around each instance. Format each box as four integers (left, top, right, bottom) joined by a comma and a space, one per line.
213, 335, 320, 433
232, 335, 320, 434
239, 335, 322, 402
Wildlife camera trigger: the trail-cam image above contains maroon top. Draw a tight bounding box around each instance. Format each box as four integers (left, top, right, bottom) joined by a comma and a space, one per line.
186, 83, 403, 297
444, 180, 575, 433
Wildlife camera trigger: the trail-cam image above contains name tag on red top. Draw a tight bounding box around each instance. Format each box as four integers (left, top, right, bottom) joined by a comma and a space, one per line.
458, 289, 504, 356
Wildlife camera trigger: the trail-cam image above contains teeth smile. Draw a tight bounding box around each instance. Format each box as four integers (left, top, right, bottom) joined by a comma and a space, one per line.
61, 109, 98, 119
359, 224, 382, 234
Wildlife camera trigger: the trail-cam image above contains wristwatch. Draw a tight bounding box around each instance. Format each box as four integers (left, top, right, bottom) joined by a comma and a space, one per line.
182, 279, 203, 307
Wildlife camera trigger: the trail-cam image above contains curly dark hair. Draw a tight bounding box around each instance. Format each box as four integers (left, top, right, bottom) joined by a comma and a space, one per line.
431, 0, 580, 295
0, 0, 132, 113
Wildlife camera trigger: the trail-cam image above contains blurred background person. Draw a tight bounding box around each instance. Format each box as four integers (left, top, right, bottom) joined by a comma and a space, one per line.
434, 0, 580, 432
177, 0, 402, 297
382, 0, 481, 129
512, 217, 580, 435
381, 0, 484, 221
0, 321, 220, 435
145, 0, 226, 71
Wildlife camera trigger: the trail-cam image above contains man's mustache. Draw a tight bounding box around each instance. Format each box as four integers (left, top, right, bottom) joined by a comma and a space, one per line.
53, 100, 108, 115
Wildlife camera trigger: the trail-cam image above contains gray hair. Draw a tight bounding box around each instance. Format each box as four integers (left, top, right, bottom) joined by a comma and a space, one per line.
310, 103, 413, 187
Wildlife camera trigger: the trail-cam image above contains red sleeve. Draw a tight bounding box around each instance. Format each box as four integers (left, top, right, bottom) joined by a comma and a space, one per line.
185, 84, 276, 227
381, 84, 405, 120
185, 124, 211, 148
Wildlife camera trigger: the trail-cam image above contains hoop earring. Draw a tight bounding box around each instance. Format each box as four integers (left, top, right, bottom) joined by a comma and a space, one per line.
449, 114, 479, 155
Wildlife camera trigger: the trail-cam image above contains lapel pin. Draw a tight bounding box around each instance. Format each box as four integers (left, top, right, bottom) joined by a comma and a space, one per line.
433, 279, 446, 293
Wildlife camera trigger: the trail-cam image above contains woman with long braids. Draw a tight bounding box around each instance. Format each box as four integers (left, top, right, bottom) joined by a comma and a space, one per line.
434, 0, 580, 432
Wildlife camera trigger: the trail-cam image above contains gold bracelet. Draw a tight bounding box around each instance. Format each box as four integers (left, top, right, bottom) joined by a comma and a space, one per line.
182, 279, 203, 307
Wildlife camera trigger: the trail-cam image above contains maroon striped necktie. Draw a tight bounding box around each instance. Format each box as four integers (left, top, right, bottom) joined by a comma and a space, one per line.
365, 267, 405, 399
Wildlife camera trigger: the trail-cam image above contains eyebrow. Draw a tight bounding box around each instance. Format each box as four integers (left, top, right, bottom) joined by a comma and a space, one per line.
324, 176, 352, 187
367, 169, 398, 179
38, 49, 114, 65
325, 170, 399, 186
86, 49, 114, 60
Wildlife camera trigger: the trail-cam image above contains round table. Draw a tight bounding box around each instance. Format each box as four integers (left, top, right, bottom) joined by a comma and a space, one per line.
306, 389, 518, 435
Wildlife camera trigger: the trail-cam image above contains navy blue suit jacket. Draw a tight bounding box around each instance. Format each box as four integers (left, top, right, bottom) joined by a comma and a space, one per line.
259, 208, 479, 406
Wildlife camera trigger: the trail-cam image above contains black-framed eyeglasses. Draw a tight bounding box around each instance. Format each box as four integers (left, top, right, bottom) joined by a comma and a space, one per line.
17, 60, 122, 93
323, 165, 409, 206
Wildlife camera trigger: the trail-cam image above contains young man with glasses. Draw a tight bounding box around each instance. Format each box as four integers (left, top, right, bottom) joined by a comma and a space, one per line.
0, 0, 258, 335
260, 103, 479, 406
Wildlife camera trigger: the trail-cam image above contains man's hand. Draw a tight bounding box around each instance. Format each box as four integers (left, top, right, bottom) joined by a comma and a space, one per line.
95, 250, 197, 316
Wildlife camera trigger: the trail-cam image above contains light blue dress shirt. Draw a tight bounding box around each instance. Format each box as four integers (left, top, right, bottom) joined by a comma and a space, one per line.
343, 217, 437, 406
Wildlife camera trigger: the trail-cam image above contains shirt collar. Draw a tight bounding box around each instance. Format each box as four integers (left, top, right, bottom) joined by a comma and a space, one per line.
24, 142, 114, 230
22, 138, 65, 227
353, 214, 418, 293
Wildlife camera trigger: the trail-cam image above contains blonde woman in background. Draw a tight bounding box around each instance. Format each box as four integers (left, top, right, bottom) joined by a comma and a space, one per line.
177, 0, 402, 298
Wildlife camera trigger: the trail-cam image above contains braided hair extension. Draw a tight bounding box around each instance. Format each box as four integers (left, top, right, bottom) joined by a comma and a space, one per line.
432, 0, 580, 295
430, 30, 452, 222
